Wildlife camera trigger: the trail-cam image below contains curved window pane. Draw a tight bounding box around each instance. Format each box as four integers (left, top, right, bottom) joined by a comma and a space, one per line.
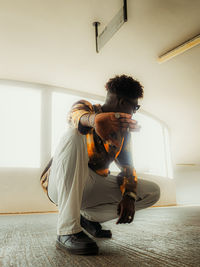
132, 113, 168, 177
0, 84, 41, 167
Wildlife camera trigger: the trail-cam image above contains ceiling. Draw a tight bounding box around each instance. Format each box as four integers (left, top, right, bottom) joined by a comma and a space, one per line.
0, 0, 200, 166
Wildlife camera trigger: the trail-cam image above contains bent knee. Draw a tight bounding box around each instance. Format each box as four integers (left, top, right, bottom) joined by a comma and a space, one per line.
60, 128, 86, 149
151, 182, 161, 203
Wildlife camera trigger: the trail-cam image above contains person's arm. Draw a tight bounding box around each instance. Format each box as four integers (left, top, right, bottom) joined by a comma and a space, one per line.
115, 132, 138, 224
68, 100, 138, 146
68, 100, 95, 134
79, 113, 96, 128
115, 132, 137, 194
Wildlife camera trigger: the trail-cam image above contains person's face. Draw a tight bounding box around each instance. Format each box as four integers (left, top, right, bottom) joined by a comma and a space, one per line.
117, 97, 140, 115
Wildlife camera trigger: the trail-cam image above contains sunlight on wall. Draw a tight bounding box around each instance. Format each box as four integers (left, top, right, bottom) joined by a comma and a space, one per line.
0, 84, 41, 167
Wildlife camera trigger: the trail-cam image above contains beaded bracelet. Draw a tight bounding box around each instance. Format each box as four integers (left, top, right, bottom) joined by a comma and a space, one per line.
88, 114, 96, 128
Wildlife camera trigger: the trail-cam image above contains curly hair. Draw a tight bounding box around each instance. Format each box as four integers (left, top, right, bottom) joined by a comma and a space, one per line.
105, 75, 144, 99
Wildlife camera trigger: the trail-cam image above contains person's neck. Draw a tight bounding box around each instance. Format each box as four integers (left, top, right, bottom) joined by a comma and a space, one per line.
101, 104, 114, 113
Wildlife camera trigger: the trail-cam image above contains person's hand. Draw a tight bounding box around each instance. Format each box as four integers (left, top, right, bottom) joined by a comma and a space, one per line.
116, 195, 135, 224
94, 112, 139, 146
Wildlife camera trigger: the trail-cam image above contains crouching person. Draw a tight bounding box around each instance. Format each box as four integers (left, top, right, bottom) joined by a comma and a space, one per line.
40, 75, 160, 255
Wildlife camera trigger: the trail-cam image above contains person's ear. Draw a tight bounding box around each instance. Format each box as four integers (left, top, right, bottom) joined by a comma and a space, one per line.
118, 97, 125, 107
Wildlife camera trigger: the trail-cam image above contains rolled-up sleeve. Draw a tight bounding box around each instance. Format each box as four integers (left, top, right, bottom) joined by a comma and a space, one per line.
68, 100, 95, 134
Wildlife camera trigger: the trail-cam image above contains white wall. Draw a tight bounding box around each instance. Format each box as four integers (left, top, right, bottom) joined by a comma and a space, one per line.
0, 168, 176, 213
174, 165, 200, 205
137, 173, 176, 206
0, 168, 57, 213
4, 164, 200, 213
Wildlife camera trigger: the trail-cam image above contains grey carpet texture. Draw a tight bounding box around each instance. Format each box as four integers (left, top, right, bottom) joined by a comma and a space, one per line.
0, 206, 200, 267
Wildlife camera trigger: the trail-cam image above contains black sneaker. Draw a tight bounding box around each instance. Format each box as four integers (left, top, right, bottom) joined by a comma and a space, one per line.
56, 231, 99, 255
81, 215, 112, 238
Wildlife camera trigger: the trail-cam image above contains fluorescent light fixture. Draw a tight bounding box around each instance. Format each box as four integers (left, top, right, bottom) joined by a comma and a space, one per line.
158, 34, 200, 63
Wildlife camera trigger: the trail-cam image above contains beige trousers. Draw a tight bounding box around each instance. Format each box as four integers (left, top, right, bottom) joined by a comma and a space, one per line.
47, 128, 160, 235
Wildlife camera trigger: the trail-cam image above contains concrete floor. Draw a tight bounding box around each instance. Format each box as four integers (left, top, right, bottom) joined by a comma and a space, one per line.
0, 206, 200, 267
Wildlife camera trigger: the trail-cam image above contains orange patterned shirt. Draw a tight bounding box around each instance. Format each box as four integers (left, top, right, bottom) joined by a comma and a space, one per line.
68, 100, 137, 195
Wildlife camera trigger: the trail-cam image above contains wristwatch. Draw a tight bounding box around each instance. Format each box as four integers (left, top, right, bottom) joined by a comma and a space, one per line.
123, 191, 137, 200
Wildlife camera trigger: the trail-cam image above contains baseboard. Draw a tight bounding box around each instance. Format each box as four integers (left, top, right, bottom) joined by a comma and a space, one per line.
0, 210, 58, 215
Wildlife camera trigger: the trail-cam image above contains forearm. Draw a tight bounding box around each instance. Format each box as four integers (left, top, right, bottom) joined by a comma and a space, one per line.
80, 113, 96, 128
117, 168, 136, 224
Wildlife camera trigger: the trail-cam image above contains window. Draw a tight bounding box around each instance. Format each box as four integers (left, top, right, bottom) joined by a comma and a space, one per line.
0, 80, 172, 178
0, 84, 41, 167
132, 112, 173, 178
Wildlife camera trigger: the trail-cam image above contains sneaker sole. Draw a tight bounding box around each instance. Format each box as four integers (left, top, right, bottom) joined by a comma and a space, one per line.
56, 240, 99, 255
82, 228, 112, 239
